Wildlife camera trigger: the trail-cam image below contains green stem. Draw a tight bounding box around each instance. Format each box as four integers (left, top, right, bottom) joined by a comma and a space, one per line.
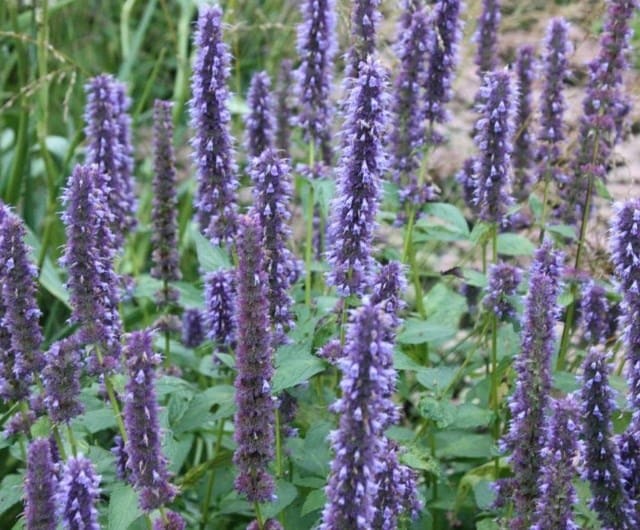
95, 347, 128, 442
275, 409, 283, 478
201, 419, 226, 529
538, 169, 551, 243
66, 423, 78, 457
253, 501, 264, 530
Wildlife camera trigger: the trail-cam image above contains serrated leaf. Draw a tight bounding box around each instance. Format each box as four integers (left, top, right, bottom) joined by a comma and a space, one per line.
529, 194, 543, 220
262, 481, 298, 519
435, 432, 493, 459
301, 488, 326, 516
75, 408, 117, 434
108, 486, 142, 530
397, 319, 456, 345
272, 354, 325, 393
418, 396, 456, 428
190, 224, 232, 272
546, 224, 577, 240
470, 222, 491, 245
462, 268, 487, 288
0, 474, 22, 516
496, 233, 535, 256
401, 447, 441, 477
416, 367, 457, 392
312, 178, 336, 219
424, 202, 469, 236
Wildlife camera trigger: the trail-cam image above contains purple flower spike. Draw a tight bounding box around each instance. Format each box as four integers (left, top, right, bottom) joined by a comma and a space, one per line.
296, 0, 336, 164
25, 438, 57, 530
247, 520, 283, 530
580, 349, 637, 529
0, 210, 43, 400
483, 262, 521, 320
559, 0, 637, 226
151, 100, 181, 291
326, 57, 387, 297
423, 0, 464, 144
531, 397, 579, 530
233, 216, 276, 503
250, 150, 295, 344
42, 336, 84, 424
473, 70, 514, 225
512, 46, 536, 201
123, 330, 177, 511
0, 205, 18, 402
57, 455, 101, 530
190, 5, 238, 245
275, 59, 294, 155
111, 435, 129, 481
153, 511, 186, 530
457, 157, 478, 213
371, 261, 407, 325
580, 281, 610, 345
246, 71, 275, 160
390, 5, 430, 183
60, 164, 122, 374
181, 308, 205, 348
349, 0, 381, 71
536, 18, 571, 187
500, 240, 563, 529
204, 269, 236, 353
473, 0, 501, 76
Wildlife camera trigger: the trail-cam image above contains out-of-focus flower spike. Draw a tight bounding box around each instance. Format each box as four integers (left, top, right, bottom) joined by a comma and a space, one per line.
25, 438, 58, 530
246, 71, 275, 160
512, 45, 536, 201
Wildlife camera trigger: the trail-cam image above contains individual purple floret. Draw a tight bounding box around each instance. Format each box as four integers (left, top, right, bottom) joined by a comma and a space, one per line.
321, 302, 409, 529
619, 431, 640, 500
123, 330, 177, 511
181, 308, 205, 348
580, 349, 637, 529
246, 520, 283, 530
326, 57, 387, 297
512, 46, 536, 201
457, 157, 478, 213
151, 100, 181, 299
530, 397, 579, 530
84, 75, 135, 249
423, 0, 464, 144
190, 5, 238, 245
275, 59, 294, 155
536, 18, 571, 187
500, 241, 563, 529
370, 261, 407, 325
153, 511, 186, 530
56, 455, 101, 530
204, 270, 236, 352
559, 0, 637, 226
580, 281, 610, 345
250, 149, 295, 344
25, 438, 57, 530
472, 70, 514, 225
60, 164, 122, 374
295, 0, 336, 165
473, 0, 501, 76
390, 4, 429, 184
246, 72, 275, 160
233, 216, 276, 503
483, 262, 521, 320
0, 210, 44, 400
42, 336, 84, 424
111, 435, 129, 481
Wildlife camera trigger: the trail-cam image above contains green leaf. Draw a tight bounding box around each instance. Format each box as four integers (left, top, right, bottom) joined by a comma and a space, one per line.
396, 319, 456, 345
470, 222, 491, 245
450, 404, 492, 430
529, 194, 543, 220
190, 224, 232, 272
424, 202, 469, 236
462, 268, 487, 288
473, 480, 497, 510
75, 408, 117, 434
416, 367, 457, 392
546, 224, 577, 240
476, 519, 500, 530
311, 178, 336, 219
0, 474, 22, 516
172, 385, 235, 433
108, 485, 142, 530
553, 371, 580, 393
262, 481, 298, 519
496, 233, 535, 256
424, 283, 466, 326
301, 488, 326, 516
418, 396, 456, 428
594, 178, 613, 200
24, 227, 70, 308
401, 447, 441, 477
435, 432, 493, 459
393, 350, 424, 372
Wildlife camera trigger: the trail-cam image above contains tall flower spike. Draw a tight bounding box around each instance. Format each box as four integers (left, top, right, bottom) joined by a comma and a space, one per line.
536, 18, 571, 187
371, 261, 407, 326
390, 5, 430, 183
245, 72, 275, 160
233, 216, 276, 502
423, 0, 464, 144
326, 57, 387, 297
181, 308, 205, 348
559, 0, 637, 226
60, 164, 122, 374
580, 281, 610, 345
473, 0, 500, 76
511, 45, 536, 201
348, 0, 381, 78
204, 269, 236, 353
25, 438, 57, 530
473, 70, 514, 225
0, 204, 18, 402
0, 210, 44, 400
153, 511, 186, 530
483, 262, 521, 320
531, 397, 579, 530
250, 150, 295, 344
190, 5, 238, 245
580, 349, 637, 529
42, 336, 84, 424
151, 100, 181, 295
56, 455, 101, 530
500, 240, 563, 529
295, 0, 336, 165
123, 330, 177, 511
275, 60, 294, 155
320, 302, 402, 529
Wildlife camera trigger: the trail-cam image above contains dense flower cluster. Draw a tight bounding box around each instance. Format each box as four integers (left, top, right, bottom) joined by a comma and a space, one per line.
473, 0, 501, 76
25, 438, 58, 530
512, 46, 536, 201
204, 270, 236, 352
580, 281, 610, 344
56, 456, 101, 530
245, 71, 275, 159
181, 308, 205, 348
483, 262, 521, 320
42, 336, 84, 424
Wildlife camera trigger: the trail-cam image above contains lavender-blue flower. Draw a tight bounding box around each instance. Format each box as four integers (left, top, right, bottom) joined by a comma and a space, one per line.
56, 455, 101, 530
246, 71, 275, 160
512, 46, 536, 201
42, 336, 84, 424
25, 438, 57, 530
483, 262, 521, 320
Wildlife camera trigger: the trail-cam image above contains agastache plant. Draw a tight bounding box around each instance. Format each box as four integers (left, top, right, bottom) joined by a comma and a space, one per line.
151, 100, 181, 305
56, 455, 101, 530
559, 0, 638, 226
347, 0, 382, 80
60, 164, 122, 374
233, 215, 276, 503
580, 349, 637, 529
250, 149, 295, 343
153, 511, 186, 530
190, 5, 238, 245
122, 330, 177, 511
42, 336, 84, 424
531, 397, 579, 530
473, 0, 501, 76
580, 281, 610, 345
245, 71, 275, 159
472, 70, 514, 226
512, 45, 536, 201
483, 262, 521, 320
326, 57, 387, 296
25, 438, 58, 530
295, 0, 336, 165
275, 59, 294, 155
500, 241, 563, 529
181, 308, 205, 348
204, 270, 236, 354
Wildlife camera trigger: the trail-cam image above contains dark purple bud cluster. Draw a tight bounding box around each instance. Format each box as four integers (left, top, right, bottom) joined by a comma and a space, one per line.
473, 0, 501, 76
204, 270, 236, 353
483, 262, 521, 320
42, 336, 84, 424
580, 281, 610, 345
512, 46, 536, 201
245, 71, 275, 160
181, 308, 205, 348
25, 438, 58, 530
